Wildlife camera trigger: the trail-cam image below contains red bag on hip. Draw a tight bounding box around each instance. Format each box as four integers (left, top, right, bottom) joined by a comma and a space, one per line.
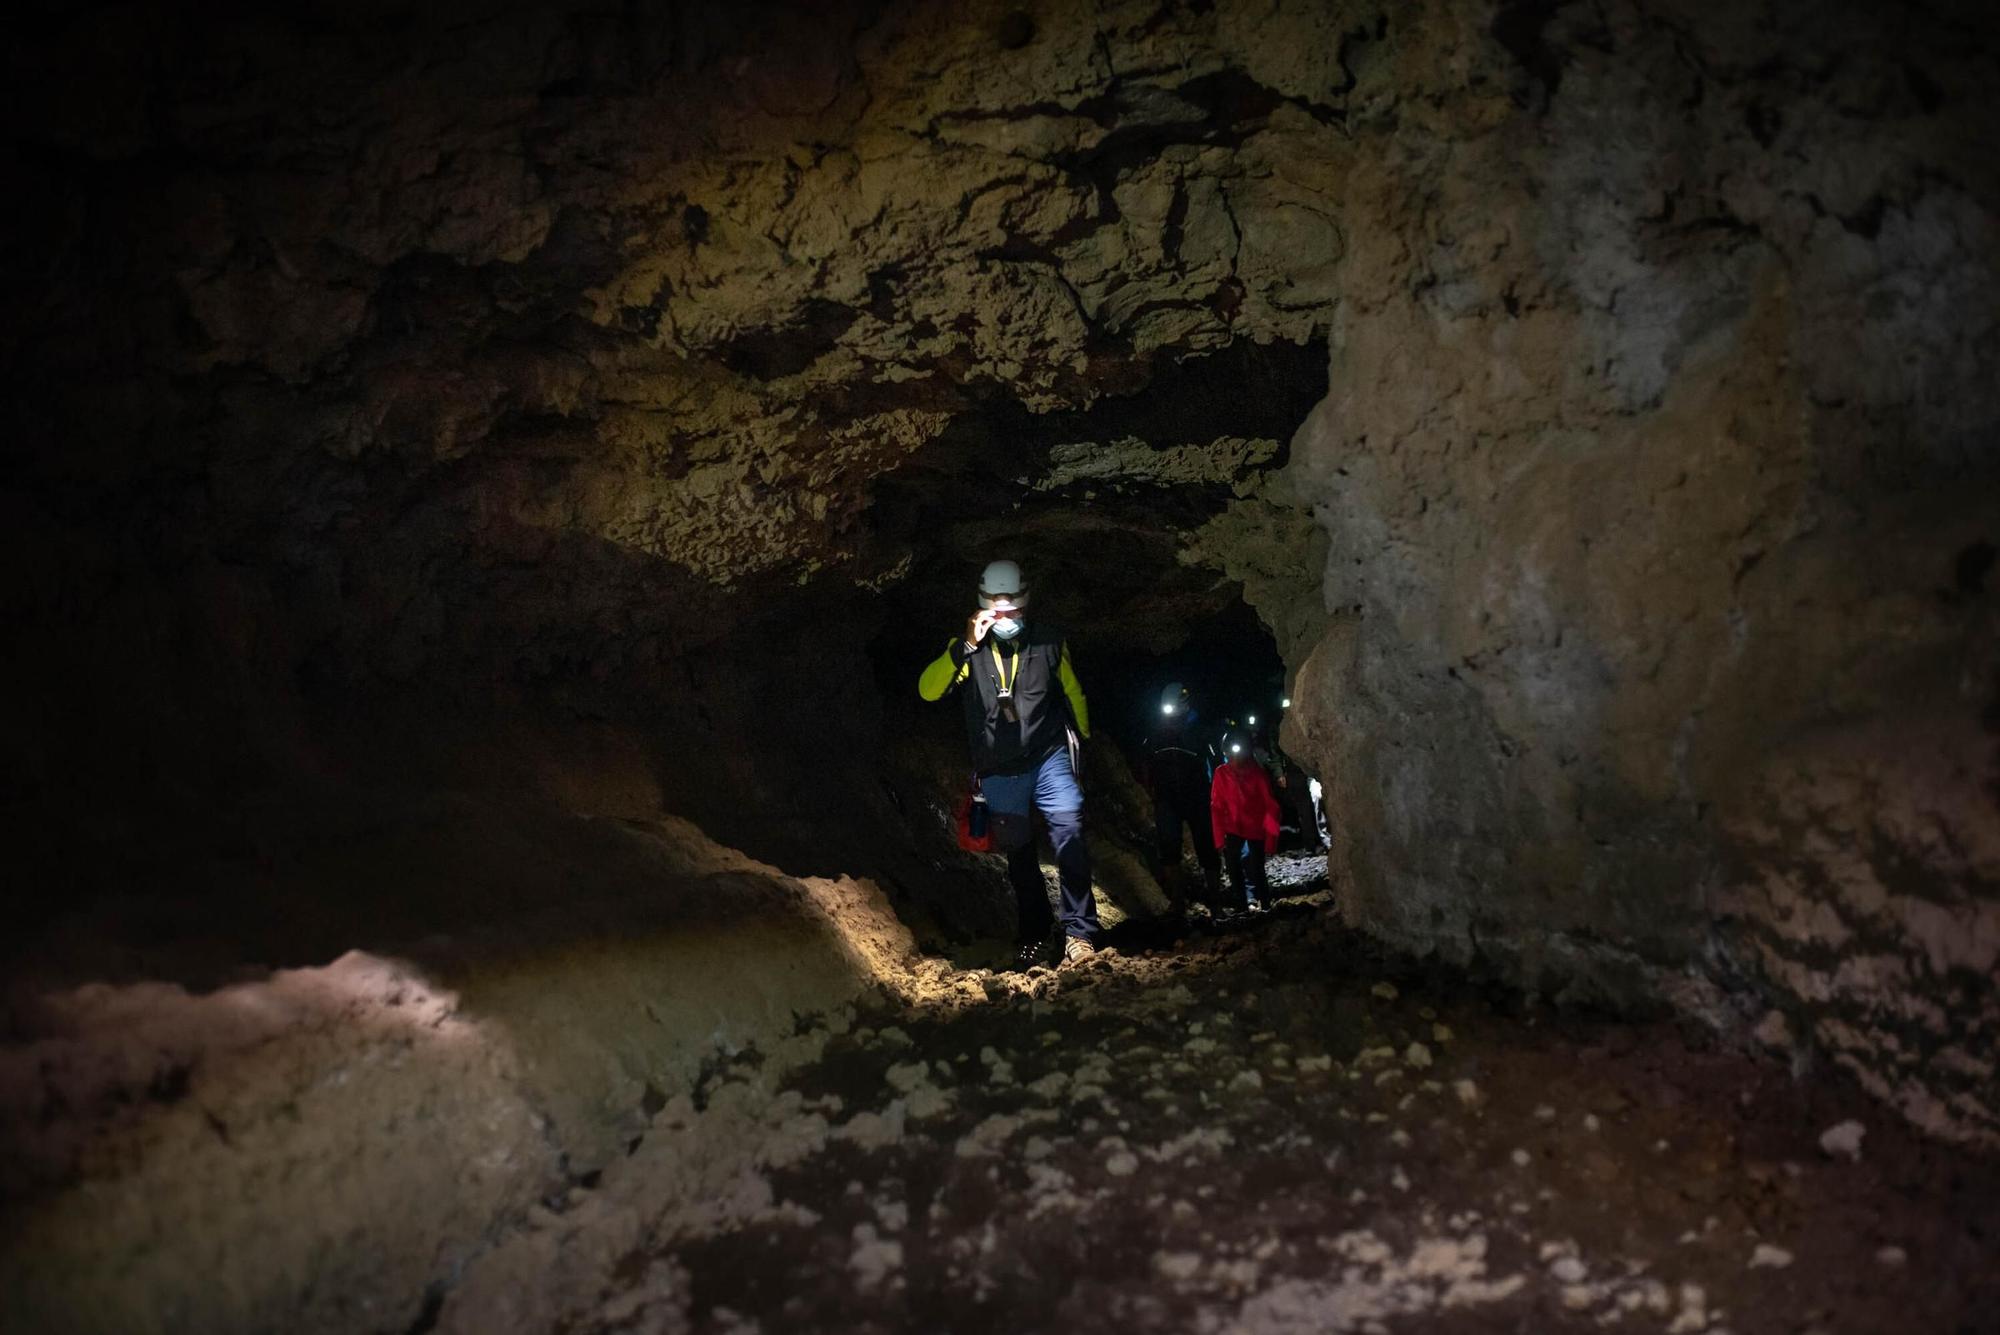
955, 780, 993, 853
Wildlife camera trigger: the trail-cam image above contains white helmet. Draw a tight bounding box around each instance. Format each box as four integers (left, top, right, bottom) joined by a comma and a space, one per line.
978, 559, 1027, 609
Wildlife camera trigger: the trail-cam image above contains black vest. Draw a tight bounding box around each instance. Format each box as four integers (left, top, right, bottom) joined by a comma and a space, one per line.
1146, 723, 1212, 803
955, 623, 1073, 776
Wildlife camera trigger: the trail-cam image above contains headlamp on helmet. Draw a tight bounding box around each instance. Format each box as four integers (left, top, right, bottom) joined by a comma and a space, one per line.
978, 559, 1027, 641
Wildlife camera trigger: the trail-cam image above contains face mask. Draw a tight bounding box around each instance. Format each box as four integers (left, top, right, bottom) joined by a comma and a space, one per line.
991, 616, 1024, 641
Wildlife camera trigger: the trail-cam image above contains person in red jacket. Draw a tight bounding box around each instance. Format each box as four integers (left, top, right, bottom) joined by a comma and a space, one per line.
1211, 727, 1281, 913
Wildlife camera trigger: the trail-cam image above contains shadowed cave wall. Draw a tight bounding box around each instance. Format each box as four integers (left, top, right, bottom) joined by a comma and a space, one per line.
2, 0, 1997, 1329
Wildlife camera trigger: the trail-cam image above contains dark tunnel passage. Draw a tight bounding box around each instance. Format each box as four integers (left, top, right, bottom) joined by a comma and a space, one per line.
4, 1, 2000, 1332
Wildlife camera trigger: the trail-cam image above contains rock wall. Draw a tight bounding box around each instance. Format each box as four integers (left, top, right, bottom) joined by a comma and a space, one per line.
1254, 1, 2000, 1142
4, 0, 1994, 1196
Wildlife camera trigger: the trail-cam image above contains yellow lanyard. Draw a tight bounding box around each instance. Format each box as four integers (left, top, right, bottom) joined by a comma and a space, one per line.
990, 643, 1021, 694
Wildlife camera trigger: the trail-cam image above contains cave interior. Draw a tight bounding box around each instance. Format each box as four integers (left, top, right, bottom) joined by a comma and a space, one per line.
2, 1, 1998, 1332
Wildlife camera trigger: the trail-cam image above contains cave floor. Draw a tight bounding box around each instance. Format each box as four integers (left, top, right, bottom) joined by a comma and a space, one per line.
466, 906, 1999, 1335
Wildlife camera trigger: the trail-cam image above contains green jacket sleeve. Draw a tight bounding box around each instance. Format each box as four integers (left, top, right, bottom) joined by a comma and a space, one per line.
918, 640, 971, 701
1058, 642, 1090, 738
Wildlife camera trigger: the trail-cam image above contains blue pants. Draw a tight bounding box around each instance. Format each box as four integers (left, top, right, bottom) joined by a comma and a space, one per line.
983, 747, 1097, 944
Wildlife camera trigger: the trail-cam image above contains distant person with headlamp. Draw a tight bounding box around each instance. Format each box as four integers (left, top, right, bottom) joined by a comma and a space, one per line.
1211, 726, 1281, 914
917, 559, 1099, 969
1144, 682, 1222, 916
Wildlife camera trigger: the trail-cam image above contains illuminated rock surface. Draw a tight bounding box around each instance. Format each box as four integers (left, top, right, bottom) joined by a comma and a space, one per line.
2, 0, 1995, 1329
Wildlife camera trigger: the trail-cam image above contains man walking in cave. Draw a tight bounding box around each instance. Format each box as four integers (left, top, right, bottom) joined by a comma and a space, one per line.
1143, 682, 1222, 916
918, 559, 1100, 969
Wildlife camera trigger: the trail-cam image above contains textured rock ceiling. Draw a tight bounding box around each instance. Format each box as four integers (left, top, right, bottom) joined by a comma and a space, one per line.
16, 0, 1398, 588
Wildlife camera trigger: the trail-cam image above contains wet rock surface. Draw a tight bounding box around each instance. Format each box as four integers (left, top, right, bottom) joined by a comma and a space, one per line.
441, 909, 2000, 1334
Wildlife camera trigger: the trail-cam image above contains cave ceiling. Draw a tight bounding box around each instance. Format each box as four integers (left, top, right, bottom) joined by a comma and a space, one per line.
14, 0, 1394, 607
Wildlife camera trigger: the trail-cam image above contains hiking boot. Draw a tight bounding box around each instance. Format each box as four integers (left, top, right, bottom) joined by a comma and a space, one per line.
1062, 936, 1097, 966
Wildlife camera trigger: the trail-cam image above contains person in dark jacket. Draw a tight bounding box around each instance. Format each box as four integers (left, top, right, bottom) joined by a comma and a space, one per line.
917, 559, 1099, 968
1212, 727, 1282, 913
1143, 682, 1221, 914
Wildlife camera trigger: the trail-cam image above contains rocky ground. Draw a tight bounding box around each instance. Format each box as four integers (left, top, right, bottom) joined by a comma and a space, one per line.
435, 898, 2000, 1334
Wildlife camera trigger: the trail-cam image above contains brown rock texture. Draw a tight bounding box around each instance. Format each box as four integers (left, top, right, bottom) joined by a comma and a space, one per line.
0, 813, 936, 1335
1720, 713, 2000, 1145
2, 0, 1997, 1325
1252, 0, 2000, 1148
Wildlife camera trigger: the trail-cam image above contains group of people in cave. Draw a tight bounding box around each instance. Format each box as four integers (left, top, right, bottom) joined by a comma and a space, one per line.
917, 558, 1328, 972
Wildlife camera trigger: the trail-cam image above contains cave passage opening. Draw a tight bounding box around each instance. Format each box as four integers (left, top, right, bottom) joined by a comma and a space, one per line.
1082, 597, 1287, 758
866, 537, 1292, 777
853, 335, 1329, 950
859, 331, 1325, 724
